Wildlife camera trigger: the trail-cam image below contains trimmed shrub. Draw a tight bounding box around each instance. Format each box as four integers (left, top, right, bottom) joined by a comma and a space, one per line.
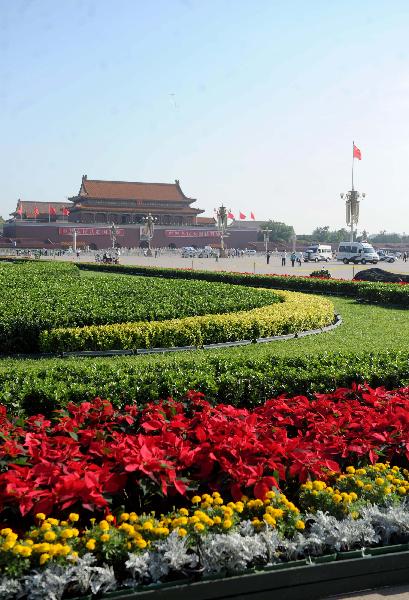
39, 292, 334, 352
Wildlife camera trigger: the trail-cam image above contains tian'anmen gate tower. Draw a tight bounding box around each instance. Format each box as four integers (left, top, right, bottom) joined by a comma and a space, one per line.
68, 175, 204, 226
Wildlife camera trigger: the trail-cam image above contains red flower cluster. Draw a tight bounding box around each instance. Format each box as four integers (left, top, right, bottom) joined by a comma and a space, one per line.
0, 385, 409, 518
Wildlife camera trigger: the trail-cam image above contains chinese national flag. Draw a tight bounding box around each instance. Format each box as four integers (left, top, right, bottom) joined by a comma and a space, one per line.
16, 203, 23, 216
239, 212, 246, 220
34, 206, 39, 217
49, 205, 56, 216
250, 212, 255, 220
353, 144, 362, 160
227, 211, 235, 219
62, 207, 70, 216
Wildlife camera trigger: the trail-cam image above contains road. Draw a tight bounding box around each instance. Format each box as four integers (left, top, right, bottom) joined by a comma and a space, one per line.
71, 253, 409, 280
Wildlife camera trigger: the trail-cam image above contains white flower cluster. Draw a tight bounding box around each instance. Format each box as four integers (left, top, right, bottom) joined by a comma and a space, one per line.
1, 505, 409, 599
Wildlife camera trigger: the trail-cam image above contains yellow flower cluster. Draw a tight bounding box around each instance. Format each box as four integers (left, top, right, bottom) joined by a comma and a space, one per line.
300, 463, 409, 518
0, 488, 306, 572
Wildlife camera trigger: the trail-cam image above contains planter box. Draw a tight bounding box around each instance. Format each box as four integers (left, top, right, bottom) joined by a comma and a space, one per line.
97, 550, 409, 600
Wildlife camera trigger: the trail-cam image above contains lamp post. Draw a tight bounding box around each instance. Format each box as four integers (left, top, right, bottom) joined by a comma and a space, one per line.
141, 213, 158, 256
110, 223, 117, 249
216, 205, 230, 257
263, 229, 272, 254
340, 191, 366, 242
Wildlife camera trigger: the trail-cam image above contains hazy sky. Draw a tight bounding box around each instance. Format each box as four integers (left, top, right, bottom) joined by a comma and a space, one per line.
1, 0, 409, 235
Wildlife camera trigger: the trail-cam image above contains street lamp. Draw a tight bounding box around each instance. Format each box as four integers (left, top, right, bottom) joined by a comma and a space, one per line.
262, 229, 272, 254
141, 213, 158, 256
215, 205, 230, 257
110, 223, 117, 249
340, 190, 366, 243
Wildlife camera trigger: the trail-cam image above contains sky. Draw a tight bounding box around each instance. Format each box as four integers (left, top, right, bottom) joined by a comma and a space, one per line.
1, 0, 409, 235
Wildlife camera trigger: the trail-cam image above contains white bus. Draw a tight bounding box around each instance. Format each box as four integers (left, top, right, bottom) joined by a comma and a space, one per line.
336, 242, 379, 265
303, 244, 332, 262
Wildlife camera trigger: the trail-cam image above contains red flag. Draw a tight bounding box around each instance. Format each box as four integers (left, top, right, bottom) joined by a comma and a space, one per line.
353, 144, 361, 160
227, 211, 235, 219
239, 212, 246, 220
62, 207, 70, 216
49, 205, 56, 216
16, 202, 23, 216
250, 212, 255, 220
34, 206, 39, 217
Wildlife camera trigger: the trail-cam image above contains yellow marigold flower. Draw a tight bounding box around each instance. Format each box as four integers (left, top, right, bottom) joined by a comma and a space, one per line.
222, 519, 232, 529
223, 507, 234, 517
46, 518, 59, 526
142, 521, 153, 531
213, 516, 222, 525
100, 534, 110, 542
120, 513, 130, 522
189, 516, 200, 524
392, 466, 400, 473
35, 513, 46, 521
19, 546, 32, 558
68, 513, 79, 522
179, 508, 189, 516
356, 468, 367, 475
44, 531, 56, 542
356, 480, 364, 488
136, 539, 147, 549
375, 478, 384, 486
235, 502, 244, 513
39, 553, 50, 565
70, 551, 79, 561
313, 481, 326, 490
398, 487, 407, 495
60, 529, 74, 539
332, 494, 342, 503
191, 496, 201, 504
349, 492, 358, 501
0, 528, 12, 537
178, 528, 188, 537
265, 491, 276, 499
129, 512, 138, 522
99, 520, 110, 531
86, 539, 96, 551
194, 523, 205, 533
264, 514, 276, 527
106, 515, 115, 523
2, 541, 15, 551
295, 520, 305, 530
346, 466, 355, 474
25, 540, 34, 546
40, 523, 52, 531
364, 484, 373, 491
60, 521, 68, 527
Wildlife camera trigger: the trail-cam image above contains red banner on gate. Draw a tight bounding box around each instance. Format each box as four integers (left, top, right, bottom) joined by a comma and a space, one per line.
58, 227, 125, 236
165, 230, 221, 238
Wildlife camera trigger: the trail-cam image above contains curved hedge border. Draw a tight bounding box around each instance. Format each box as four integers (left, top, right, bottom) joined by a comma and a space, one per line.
39, 291, 334, 352
77, 262, 409, 307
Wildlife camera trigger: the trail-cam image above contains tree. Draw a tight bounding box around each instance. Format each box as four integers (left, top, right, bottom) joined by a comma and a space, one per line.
258, 221, 295, 243
0, 216, 4, 224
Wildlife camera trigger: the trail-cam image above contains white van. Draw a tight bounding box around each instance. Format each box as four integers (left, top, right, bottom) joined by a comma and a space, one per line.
336, 242, 379, 264
303, 245, 332, 262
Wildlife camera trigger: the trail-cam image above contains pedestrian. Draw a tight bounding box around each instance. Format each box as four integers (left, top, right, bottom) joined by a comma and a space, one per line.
404, 252, 408, 263
266, 251, 271, 265
290, 252, 296, 267
281, 251, 287, 266
297, 253, 302, 266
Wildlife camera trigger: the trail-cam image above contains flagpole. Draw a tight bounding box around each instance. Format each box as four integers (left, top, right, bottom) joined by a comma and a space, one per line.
48, 205, 51, 223
352, 140, 354, 191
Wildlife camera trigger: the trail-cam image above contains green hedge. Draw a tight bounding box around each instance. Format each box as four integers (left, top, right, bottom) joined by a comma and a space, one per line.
0, 349, 408, 417
77, 263, 409, 307
0, 262, 278, 354
39, 291, 334, 352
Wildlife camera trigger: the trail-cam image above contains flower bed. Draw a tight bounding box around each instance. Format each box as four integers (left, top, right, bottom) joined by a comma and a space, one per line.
1, 386, 409, 597
1, 385, 409, 519
38, 291, 334, 352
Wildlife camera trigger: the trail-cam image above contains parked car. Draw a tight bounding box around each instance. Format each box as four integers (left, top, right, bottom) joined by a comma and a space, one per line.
378, 251, 396, 263
245, 249, 257, 255
181, 246, 197, 258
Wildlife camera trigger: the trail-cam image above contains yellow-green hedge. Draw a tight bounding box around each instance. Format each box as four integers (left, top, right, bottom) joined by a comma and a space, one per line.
39, 291, 334, 352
